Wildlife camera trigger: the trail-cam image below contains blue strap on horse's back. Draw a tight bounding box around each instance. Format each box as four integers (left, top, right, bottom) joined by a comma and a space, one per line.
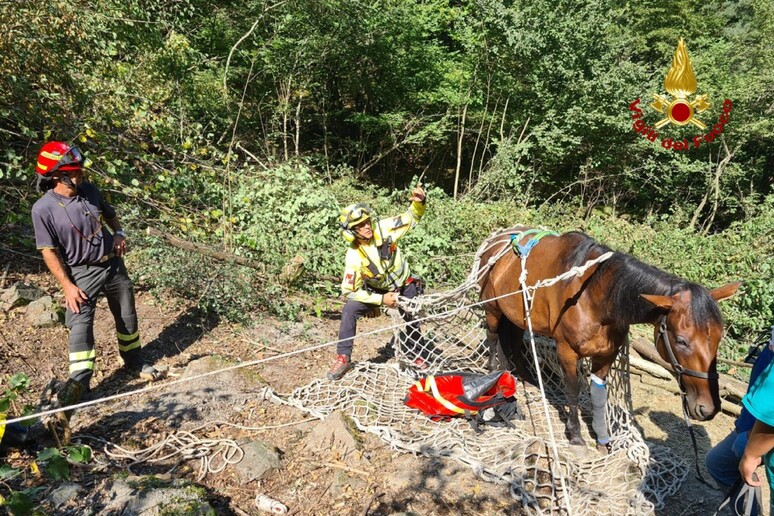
510, 229, 559, 257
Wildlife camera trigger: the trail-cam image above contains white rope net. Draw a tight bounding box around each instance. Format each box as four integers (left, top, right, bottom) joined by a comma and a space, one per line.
282, 227, 688, 515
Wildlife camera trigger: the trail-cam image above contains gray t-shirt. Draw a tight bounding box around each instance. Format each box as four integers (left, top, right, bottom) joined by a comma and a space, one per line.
31, 182, 116, 266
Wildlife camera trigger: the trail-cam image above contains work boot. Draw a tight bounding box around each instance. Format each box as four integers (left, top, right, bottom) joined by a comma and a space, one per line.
139, 363, 163, 381
124, 362, 164, 381
327, 354, 353, 381
58, 379, 87, 419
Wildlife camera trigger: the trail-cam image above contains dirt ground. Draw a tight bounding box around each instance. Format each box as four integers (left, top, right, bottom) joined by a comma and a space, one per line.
0, 253, 767, 515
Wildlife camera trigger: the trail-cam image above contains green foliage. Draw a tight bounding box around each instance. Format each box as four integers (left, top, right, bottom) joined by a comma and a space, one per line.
1, 490, 34, 516
36, 445, 93, 482
0, 373, 33, 423
66, 445, 92, 464
0, 465, 20, 482
2, 0, 773, 226
37, 448, 70, 481
0, 0, 770, 336
231, 163, 341, 277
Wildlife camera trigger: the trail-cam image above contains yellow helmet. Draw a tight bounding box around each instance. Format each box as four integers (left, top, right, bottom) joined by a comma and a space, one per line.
339, 203, 376, 243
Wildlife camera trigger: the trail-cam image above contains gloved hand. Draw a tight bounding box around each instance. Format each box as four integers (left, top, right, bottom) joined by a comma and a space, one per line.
411, 185, 426, 203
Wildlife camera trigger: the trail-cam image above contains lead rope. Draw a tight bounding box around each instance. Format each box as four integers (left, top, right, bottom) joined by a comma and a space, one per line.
712, 475, 763, 516
681, 398, 716, 489
658, 320, 716, 489
519, 254, 573, 515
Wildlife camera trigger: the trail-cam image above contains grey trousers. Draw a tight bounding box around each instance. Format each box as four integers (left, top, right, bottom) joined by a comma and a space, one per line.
66, 256, 144, 387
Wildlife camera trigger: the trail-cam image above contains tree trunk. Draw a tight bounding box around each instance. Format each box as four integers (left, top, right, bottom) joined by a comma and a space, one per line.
499, 97, 509, 144
691, 139, 735, 233
479, 97, 500, 178
453, 103, 468, 201
469, 75, 492, 189
294, 94, 302, 157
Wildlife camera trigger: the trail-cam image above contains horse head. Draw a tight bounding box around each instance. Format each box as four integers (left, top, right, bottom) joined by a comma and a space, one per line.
641, 281, 741, 421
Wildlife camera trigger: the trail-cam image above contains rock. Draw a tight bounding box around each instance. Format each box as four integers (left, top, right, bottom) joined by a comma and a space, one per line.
25, 295, 60, 327
101, 477, 214, 515
48, 482, 82, 507
0, 283, 45, 312
328, 469, 368, 498
302, 411, 366, 467
232, 439, 283, 484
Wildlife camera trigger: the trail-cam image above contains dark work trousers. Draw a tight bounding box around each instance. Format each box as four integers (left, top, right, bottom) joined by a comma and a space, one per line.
337, 281, 422, 356
66, 256, 144, 388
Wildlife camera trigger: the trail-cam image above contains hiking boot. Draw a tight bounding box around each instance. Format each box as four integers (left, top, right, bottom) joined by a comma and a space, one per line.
327, 354, 353, 381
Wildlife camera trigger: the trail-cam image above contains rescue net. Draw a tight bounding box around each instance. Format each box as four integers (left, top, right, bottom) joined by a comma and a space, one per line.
282, 227, 688, 515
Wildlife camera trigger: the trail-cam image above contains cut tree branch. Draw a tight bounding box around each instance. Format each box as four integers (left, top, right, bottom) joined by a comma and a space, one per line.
145, 227, 266, 275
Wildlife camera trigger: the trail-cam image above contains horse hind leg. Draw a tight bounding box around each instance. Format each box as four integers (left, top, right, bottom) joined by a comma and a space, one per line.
498, 317, 532, 381
485, 310, 510, 372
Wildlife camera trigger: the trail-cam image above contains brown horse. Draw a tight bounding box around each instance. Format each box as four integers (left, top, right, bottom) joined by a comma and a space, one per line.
478, 227, 740, 448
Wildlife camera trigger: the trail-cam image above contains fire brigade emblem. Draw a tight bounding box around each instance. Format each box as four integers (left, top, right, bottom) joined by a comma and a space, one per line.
650, 38, 710, 129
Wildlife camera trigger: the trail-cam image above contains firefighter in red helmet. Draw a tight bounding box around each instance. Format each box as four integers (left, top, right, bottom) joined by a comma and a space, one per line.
31, 141, 161, 401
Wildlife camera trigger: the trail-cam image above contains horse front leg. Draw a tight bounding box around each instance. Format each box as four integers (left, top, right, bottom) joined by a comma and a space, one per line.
557, 343, 584, 446
590, 357, 615, 454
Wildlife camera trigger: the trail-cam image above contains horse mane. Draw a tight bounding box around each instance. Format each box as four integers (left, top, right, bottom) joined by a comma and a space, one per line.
561, 231, 723, 327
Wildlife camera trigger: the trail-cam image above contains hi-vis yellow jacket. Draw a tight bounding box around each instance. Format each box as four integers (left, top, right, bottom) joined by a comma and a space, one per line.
341, 199, 426, 304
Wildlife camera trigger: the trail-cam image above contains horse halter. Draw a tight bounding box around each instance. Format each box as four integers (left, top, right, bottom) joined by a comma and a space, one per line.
657, 316, 718, 388
657, 315, 720, 490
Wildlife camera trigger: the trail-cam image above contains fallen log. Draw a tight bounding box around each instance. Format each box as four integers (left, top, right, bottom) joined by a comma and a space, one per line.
717, 357, 753, 369
629, 355, 672, 380
145, 227, 266, 274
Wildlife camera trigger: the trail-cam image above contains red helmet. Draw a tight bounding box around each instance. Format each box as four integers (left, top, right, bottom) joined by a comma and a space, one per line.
35, 141, 85, 176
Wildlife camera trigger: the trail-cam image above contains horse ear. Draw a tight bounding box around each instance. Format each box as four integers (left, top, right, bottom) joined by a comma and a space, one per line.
640, 293, 674, 310
709, 281, 742, 302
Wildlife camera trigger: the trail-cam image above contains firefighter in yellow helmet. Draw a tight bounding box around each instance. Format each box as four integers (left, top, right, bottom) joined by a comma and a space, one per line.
328, 184, 427, 380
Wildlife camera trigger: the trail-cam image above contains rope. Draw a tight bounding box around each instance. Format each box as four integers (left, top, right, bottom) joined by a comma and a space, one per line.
5, 250, 611, 428
82, 431, 242, 481
75, 418, 315, 480
519, 253, 572, 515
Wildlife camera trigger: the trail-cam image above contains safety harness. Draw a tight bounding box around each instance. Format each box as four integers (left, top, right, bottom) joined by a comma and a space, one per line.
510, 229, 559, 257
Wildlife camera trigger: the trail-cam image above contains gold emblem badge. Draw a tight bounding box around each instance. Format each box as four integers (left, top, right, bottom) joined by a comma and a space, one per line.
650, 38, 710, 129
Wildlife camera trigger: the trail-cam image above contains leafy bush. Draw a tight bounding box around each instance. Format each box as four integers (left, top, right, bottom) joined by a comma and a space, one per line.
231, 162, 342, 278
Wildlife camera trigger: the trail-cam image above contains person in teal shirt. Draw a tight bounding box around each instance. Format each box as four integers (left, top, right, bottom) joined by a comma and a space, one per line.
740, 337, 774, 515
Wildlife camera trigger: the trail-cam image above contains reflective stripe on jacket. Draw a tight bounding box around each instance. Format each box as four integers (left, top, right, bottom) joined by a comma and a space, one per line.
340, 199, 426, 304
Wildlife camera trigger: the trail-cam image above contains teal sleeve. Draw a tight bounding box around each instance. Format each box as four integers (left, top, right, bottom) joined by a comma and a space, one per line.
742, 359, 774, 426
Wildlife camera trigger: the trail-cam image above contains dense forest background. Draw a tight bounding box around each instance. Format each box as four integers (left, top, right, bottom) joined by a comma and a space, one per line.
1, 0, 772, 361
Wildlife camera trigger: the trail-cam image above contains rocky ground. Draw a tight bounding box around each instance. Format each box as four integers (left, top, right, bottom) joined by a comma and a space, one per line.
0, 251, 768, 515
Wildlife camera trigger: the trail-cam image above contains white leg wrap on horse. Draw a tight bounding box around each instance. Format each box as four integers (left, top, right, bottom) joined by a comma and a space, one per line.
590, 374, 609, 444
